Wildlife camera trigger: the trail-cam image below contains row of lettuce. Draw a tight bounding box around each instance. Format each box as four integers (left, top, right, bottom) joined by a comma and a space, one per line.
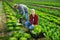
10, 0, 60, 7
26, 4, 60, 17
5, 1, 60, 40
25, 2, 60, 7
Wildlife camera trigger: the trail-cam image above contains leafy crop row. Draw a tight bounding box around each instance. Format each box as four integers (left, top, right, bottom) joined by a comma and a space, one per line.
4, 1, 60, 40
9, 0, 60, 7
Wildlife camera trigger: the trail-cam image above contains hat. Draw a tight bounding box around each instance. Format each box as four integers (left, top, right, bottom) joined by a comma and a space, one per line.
31, 9, 35, 12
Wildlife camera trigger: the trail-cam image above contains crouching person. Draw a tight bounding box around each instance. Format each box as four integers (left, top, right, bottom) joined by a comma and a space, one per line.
25, 9, 38, 30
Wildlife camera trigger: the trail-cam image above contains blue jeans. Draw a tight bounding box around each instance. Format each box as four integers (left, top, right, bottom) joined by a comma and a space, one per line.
25, 12, 28, 21
25, 21, 34, 30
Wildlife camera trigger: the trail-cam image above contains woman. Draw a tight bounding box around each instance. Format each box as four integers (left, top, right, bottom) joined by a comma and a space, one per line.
25, 9, 38, 30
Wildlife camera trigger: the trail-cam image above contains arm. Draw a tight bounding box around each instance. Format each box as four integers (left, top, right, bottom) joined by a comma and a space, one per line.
18, 6, 22, 14
34, 15, 38, 25
29, 15, 33, 24
21, 6, 25, 15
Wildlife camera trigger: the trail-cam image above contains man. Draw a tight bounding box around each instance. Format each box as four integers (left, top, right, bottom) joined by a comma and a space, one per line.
14, 4, 29, 22
25, 9, 38, 30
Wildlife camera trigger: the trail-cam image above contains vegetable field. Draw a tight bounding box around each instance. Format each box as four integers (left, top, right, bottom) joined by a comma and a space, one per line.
1, 0, 60, 40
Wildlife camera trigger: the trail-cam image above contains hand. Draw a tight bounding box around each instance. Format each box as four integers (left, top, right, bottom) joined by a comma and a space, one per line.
35, 25, 37, 26
32, 24, 34, 26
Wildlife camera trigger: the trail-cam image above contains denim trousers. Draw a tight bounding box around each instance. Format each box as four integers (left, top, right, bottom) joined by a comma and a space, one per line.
25, 21, 34, 30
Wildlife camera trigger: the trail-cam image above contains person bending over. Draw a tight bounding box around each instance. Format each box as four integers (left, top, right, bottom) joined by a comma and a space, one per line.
14, 4, 29, 23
